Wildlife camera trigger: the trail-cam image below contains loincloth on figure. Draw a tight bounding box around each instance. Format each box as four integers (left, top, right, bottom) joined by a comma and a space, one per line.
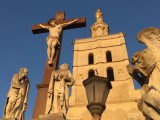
46, 35, 59, 44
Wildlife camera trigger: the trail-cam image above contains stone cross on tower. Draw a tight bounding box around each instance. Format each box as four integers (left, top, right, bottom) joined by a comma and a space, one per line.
32, 11, 86, 119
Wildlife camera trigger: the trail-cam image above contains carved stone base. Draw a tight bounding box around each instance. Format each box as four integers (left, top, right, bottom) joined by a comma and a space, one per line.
31, 113, 66, 120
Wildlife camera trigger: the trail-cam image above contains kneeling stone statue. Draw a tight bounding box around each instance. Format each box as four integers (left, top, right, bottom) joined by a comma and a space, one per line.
45, 63, 75, 116
127, 27, 160, 120
4, 68, 30, 120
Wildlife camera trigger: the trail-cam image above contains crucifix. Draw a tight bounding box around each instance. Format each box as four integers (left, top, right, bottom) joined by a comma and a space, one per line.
32, 11, 86, 119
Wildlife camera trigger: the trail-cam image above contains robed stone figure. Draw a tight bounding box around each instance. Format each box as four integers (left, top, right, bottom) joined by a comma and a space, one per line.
45, 64, 75, 116
4, 68, 30, 120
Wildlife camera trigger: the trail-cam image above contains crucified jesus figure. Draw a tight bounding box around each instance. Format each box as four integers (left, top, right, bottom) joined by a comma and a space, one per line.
39, 18, 79, 65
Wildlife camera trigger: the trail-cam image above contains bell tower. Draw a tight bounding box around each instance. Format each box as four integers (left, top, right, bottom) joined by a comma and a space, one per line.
67, 9, 144, 120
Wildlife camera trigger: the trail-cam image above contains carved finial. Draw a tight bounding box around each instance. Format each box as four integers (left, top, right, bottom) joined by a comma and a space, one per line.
95, 9, 103, 23
90, 9, 109, 37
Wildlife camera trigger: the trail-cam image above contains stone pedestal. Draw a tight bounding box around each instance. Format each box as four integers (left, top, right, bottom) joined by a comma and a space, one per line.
31, 113, 66, 120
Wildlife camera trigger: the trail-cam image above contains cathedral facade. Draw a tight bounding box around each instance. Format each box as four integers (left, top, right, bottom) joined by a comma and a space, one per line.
67, 10, 144, 120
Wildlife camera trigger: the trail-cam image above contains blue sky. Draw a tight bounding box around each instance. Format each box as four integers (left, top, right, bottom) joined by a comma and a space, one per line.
0, 0, 160, 119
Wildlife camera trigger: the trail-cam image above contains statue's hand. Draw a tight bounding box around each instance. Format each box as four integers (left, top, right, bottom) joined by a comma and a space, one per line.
39, 24, 43, 28
48, 89, 53, 94
75, 18, 79, 22
141, 84, 150, 97
48, 93, 51, 98
24, 76, 29, 82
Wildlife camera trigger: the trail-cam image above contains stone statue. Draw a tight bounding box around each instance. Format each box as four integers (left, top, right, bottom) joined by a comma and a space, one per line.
39, 18, 79, 65
95, 9, 103, 23
127, 27, 160, 120
45, 64, 75, 116
4, 68, 30, 120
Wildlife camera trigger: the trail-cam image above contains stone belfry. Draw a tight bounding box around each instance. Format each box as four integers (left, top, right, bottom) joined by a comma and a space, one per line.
67, 9, 144, 120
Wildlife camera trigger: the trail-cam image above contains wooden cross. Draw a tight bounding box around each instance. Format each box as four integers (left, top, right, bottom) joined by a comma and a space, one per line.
32, 11, 86, 119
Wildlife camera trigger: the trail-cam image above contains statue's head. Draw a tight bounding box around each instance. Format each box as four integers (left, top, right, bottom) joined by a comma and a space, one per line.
131, 50, 155, 76
60, 64, 69, 71
48, 18, 56, 26
96, 9, 101, 14
19, 67, 28, 77
137, 27, 160, 43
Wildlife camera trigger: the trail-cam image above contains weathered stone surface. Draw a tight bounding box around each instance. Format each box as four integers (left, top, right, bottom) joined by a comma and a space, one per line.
40, 113, 65, 120
127, 27, 160, 120
4, 68, 30, 120
127, 113, 141, 120
45, 64, 75, 116
30, 113, 66, 120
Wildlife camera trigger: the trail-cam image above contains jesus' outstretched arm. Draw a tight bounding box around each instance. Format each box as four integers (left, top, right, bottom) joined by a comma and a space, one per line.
61, 18, 79, 27
39, 24, 50, 29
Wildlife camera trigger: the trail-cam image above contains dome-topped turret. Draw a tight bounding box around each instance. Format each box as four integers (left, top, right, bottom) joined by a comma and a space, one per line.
90, 9, 109, 37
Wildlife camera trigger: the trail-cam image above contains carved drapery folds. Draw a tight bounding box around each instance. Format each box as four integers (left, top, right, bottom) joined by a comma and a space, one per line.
45, 64, 75, 116
127, 27, 160, 120
4, 68, 30, 120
